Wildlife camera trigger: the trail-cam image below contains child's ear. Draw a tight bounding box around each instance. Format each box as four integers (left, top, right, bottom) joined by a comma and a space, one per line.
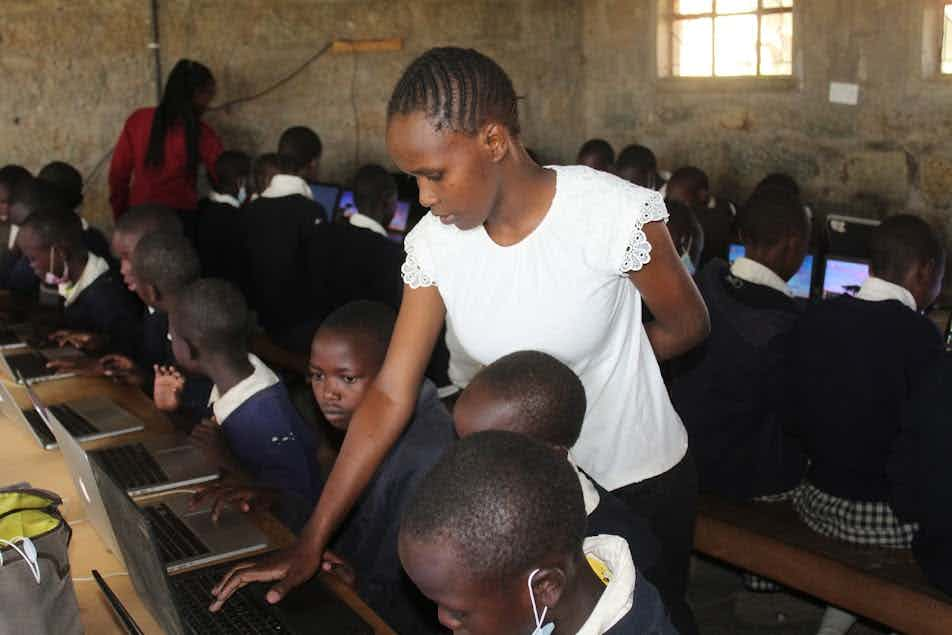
530, 567, 567, 612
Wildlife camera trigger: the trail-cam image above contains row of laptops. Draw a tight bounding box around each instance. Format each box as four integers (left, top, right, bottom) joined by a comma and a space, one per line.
310, 182, 412, 243
727, 243, 870, 301
14, 376, 373, 633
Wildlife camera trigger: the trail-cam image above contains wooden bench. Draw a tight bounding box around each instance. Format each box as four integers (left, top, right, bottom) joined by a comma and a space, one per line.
693, 495, 952, 634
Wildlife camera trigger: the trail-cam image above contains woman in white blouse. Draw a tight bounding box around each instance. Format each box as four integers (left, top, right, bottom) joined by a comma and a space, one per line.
212, 47, 709, 632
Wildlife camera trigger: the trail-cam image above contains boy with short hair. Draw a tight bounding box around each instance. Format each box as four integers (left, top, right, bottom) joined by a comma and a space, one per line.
168, 278, 323, 531
577, 139, 615, 173
350, 163, 397, 237
399, 430, 675, 635
277, 125, 323, 184
670, 188, 809, 501
37, 162, 113, 265
453, 351, 671, 613
615, 144, 660, 190
17, 206, 141, 355
197, 150, 251, 284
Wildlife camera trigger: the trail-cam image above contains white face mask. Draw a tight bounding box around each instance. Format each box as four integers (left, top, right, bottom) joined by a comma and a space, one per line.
528, 569, 555, 635
680, 251, 696, 276
236, 184, 248, 206
44, 246, 70, 286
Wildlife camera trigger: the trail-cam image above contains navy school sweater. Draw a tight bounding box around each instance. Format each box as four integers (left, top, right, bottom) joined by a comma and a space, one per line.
603, 574, 677, 634
670, 259, 806, 499
889, 352, 952, 595
63, 269, 142, 357
789, 294, 941, 502
196, 198, 245, 286
137, 309, 212, 419
218, 381, 323, 533
331, 379, 454, 635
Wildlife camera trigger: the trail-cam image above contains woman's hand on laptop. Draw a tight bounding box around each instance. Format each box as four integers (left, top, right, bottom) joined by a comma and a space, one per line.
209, 542, 321, 612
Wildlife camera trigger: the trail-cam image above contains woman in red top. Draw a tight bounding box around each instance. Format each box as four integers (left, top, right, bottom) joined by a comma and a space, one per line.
109, 59, 222, 229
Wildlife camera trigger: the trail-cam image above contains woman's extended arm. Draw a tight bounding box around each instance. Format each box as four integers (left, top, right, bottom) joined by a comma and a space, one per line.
630, 221, 710, 361
209, 284, 446, 610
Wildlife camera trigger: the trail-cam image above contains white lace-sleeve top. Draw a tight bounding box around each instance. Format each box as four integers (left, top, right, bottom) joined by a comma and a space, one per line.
402, 165, 688, 489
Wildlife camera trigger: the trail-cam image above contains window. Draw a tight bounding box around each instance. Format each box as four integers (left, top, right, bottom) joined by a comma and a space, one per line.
659, 0, 794, 78
943, 2, 952, 74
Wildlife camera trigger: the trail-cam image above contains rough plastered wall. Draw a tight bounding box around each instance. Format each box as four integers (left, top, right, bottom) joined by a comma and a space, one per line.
581, 0, 952, 233
0, 0, 583, 230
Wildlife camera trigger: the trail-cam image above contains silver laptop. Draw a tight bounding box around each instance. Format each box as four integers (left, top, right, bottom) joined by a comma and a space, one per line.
0, 323, 32, 351
0, 345, 83, 383
2, 378, 143, 449
37, 390, 268, 572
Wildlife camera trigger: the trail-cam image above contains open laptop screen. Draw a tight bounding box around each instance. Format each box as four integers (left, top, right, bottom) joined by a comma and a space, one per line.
309, 184, 340, 223
822, 258, 869, 299
727, 243, 814, 299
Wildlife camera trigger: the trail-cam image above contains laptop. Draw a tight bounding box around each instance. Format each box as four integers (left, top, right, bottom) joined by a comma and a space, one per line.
387, 200, 411, 244
39, 389, 268, 573
337, 189, 358, 220
821, 256, 870, 299
0, 323, 33, 351
92, 458, 375, 635
0, 345, 84, 383
727, 243, 815, 300
5, 378, 144, 450
310, 182, 342, 223
825, 214, 880, 259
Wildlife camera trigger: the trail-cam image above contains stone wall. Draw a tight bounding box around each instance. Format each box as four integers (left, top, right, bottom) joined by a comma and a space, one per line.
0, 0, 583, 229
2, 0, 951, 239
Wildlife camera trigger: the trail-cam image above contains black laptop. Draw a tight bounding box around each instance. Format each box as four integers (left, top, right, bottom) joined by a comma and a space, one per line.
90, 456, 375, 634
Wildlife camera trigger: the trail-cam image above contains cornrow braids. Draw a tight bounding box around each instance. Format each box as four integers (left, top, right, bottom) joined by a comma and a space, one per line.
387, 47, 520, 136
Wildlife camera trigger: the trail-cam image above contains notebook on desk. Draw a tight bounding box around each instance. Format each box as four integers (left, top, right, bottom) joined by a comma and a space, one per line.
92, 457, 375, 634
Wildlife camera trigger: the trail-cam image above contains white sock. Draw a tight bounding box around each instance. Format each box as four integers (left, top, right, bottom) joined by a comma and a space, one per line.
817, 606, 857, 635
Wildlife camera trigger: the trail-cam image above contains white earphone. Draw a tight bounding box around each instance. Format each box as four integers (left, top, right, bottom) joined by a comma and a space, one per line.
0, 536, 41, 583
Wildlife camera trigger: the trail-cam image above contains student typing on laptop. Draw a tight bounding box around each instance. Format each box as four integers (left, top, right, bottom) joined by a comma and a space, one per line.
16, 205, 140, 358
167, 278, 323, 532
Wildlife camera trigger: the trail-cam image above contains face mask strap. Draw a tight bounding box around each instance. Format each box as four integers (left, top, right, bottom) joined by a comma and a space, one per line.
528, 568, 548, 628
0, 536, 41, 584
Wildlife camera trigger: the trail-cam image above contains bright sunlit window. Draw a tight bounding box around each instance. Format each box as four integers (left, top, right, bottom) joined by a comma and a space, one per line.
943, 2, 952, 74
662, 0, 794, 78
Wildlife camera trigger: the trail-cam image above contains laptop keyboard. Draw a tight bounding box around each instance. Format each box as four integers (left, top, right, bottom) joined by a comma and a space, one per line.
142, 503, 211, 564
171, 564, 286, 634
91, 443, 169, 490
8, 353, 51, 381
23, 410, 55, 447
48, 405, 98, 436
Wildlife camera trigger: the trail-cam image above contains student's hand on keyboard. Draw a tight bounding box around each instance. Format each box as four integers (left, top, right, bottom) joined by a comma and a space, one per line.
100, 354, 146, 386
48, 329, 105, 352
154, 365, 185, 411
190, 483, 277, 523
320, 550, 357, 588
46, 357, 103, 376
209, 543, 321, 612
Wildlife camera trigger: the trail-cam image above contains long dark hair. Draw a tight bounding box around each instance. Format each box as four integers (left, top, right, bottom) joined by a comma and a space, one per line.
145, 59, 214, 173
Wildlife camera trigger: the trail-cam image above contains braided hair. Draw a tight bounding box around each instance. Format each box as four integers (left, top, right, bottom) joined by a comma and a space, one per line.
145, 59, 214, 173
387, 47, 520, 136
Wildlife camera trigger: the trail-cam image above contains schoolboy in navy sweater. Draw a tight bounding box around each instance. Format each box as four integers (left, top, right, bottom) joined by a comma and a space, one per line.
312, 301, 454, 634
400, 431, 675, 635
168, 279, 323, 532
17, 207, 140, 356
197, 151, 250, 286
790, 214, 944, 544
670, 188, 809, 500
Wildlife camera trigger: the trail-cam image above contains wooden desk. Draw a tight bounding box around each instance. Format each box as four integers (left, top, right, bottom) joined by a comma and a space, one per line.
0, 375, 394, 634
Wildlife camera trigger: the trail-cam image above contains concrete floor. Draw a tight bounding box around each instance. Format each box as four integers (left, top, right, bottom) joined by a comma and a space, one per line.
688, 556, 889, 635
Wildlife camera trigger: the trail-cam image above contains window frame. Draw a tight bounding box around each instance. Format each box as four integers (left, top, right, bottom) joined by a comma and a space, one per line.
656, 0, 799, 90
919, 0, 952, 81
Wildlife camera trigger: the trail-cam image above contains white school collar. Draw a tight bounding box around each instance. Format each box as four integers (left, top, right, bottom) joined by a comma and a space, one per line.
349, 212, 389, 237
59, 252, 110, 307
209, 191, 241, 208
567, 451, 601, 515
856, 276, 917, 311
576, 534, 637, 635
730, 256, 794, 298
208, 354, 280, 424
261, 174, 313, 201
